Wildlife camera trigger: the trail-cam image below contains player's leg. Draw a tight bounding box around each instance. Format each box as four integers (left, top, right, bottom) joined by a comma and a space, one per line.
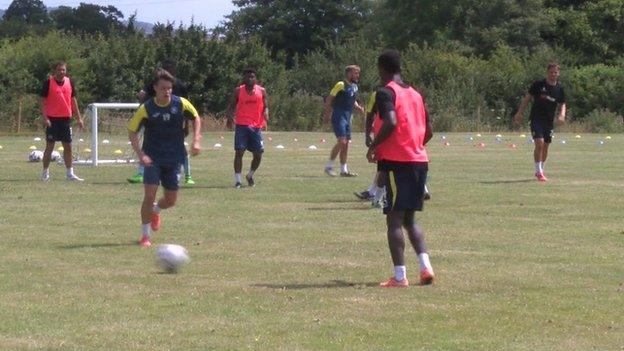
339, 122, 356, 177
325, 118, 343, 176
234, 125, 247, 188
540, 130, 553, 175
150, 164, 181, 236
128, 164, 144, 183
354, 171, 378, 200
380, 211, 409, 287
403, 211, 434, 285
182, 153, 194, 185
531, 122, 547, 181
139, 182, 159, 247
245, 128, 264, 187
58, 119, 82, 181
42, 140, 55, 181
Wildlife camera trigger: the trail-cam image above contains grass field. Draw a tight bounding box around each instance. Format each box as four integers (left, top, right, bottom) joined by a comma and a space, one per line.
0, 131, 622, 351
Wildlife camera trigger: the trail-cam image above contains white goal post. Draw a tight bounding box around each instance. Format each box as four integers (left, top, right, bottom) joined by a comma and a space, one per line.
78, 102, 140, 166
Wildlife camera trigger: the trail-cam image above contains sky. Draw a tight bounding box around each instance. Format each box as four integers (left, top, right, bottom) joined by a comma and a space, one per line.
1, 0, 238, 29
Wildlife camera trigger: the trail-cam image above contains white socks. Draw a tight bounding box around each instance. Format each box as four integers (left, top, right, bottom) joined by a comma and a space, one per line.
325, 160, 334, 169
535, 162, 544, 173
418, 253, 433, 272
142, 223, 151, 237
66, 167, 74, 177
340, 163, 348, 173
235, 173, 242, 183
247, 169, 255, 178
394, 265, 406, 281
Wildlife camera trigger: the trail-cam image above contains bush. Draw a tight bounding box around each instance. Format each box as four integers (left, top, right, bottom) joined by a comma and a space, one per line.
583, 108, 623, 133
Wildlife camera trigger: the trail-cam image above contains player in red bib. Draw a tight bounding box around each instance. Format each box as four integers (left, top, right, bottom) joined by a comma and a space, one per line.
367, 50, 435, 288
39, 61, 84, 181
227, 69, 269, 188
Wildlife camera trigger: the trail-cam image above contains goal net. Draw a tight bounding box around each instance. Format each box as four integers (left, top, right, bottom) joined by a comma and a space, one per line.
74, 103, 140, 166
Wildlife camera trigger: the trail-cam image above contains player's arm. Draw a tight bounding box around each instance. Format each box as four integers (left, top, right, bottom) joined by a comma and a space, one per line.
262, 87, 269, 122
513, 93, 532, 124
182, 98, 202, 156
367, 88, 396, 162
364, 91, 377, 147
424, 102, 433, 145
128, 105, 151, 165
68, 78, 84, 130
354, 100, 365, 115
39, 80, 51, 127
556, 103, 567, 125
226, 87, 239, 129
324, 81, 343, 122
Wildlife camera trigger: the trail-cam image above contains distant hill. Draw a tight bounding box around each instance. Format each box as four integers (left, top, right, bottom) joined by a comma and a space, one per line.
0, 9, 5, 18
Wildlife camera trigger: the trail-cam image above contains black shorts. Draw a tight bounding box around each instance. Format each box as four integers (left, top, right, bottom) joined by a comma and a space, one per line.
377, 161, 428, 214
46, 118, 72, 143
143, 163, 181, 191
530, 120, 553, 144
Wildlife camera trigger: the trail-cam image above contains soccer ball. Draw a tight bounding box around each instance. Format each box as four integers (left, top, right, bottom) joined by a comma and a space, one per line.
51, 150, 61, 161
28, 150, 44, 162
156, 244, 190, 273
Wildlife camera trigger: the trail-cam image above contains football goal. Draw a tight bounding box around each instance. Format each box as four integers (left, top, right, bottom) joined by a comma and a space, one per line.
74, 102, 140, 166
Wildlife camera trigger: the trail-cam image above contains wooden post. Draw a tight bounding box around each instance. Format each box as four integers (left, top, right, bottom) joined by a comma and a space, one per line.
17, 96, 22, 134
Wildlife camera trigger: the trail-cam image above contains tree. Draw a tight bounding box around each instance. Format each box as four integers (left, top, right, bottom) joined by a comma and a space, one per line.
50, 3, 124, 35
2, 0, 49, 25
222, 0, 372, 64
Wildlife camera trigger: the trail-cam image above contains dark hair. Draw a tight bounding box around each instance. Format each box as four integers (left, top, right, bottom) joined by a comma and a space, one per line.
53, 60, 67, 69
378, 50, 401, 74
161, 59, 177, 75
547, 61, 560, 70
243, 68, 257, 76
152, 68, 175, 85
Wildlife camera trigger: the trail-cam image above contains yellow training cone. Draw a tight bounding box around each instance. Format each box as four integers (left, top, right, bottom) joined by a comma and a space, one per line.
520, 134, 526, 138
0, 145, 3, 149
29, 145, 37, 150
575, 135, 581, 139
605, 136, 612, 140
114, 149, 123, 155
84, 148, 92, 153
57, 146, 64, 151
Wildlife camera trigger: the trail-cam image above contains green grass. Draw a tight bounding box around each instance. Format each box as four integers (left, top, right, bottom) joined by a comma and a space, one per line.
0, 132, 622, 351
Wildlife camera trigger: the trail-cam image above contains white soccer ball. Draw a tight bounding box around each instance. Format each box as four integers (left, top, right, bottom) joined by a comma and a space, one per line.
28, 150, 43, 162
51, 150, 61, 161
156, 244, 190, 273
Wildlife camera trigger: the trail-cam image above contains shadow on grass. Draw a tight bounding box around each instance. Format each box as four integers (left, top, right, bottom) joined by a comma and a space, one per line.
479, 179, 534, 184
252, 279, 378, 290
306, 206, 376, 211
58, 241, 138, 249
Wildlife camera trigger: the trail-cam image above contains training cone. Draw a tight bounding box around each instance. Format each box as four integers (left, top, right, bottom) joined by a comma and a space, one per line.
102, 139, 110, 144
520, 134, 526, 138
0, 145, 3, 149
29, 145, 37, 150
293, 138, 298, 142
575, 135, 581, 139
57, 146, 64, 152
508, 143, 517, 149
276, 144, 285, 149
321, 138, 326, 143
443, 142, 450, 146
308, 145, 317, 150
84, 148, 91, 153
476, 133, 482, 137
213, 143, 222, 148
605, 136, 612, 140
267, 136, 272, 141
33, 137, 41, 141
114, 149, 123, 155
476, 142, 486, 148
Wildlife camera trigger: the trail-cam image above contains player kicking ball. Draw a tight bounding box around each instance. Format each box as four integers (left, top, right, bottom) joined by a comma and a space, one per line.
128, 70, 201, 247
367, 50, 435, 288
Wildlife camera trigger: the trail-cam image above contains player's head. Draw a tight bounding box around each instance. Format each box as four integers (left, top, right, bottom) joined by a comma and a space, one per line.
52, 60, 67, 80
377, 50, 401, 80
345, 65, 361, 83
242, 68, 257, 87
161, 59, 177, 75
152, 69, 174, 101
547, 61, 560, 81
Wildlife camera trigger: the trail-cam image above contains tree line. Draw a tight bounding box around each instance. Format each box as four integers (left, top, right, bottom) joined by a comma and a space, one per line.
1, 0, 623, 133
